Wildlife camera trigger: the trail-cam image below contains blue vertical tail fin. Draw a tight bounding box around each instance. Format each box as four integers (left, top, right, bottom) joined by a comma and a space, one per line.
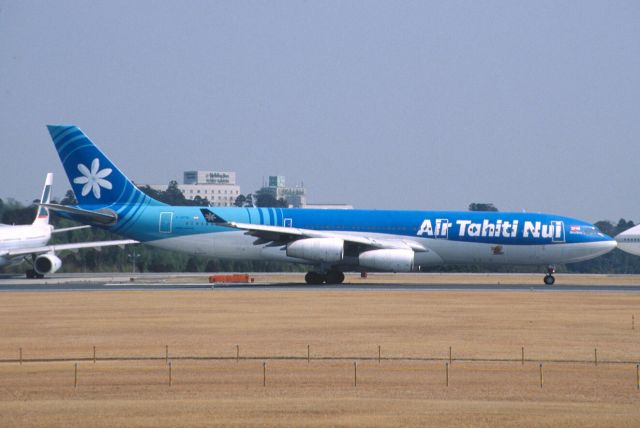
47, 125, 164, 217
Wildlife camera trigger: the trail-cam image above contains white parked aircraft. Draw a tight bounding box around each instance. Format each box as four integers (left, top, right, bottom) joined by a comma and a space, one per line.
615, 225, 640, 257
0, 173, 137, 278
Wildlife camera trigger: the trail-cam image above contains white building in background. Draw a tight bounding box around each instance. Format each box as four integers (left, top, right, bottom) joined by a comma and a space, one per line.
260, 175, 308, 208
148, 171, 351, 209
148, 170, 241, 207
258, 175, 353, 209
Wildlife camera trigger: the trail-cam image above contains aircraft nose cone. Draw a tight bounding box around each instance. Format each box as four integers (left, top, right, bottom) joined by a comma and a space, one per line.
604, 238, 618, 251
590, 237, 617, 258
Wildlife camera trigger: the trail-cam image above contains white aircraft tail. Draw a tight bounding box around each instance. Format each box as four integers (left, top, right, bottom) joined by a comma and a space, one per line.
32, 173, 53, 226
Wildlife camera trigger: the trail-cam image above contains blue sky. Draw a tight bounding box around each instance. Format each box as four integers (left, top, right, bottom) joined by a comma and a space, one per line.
1, 1, 638, 221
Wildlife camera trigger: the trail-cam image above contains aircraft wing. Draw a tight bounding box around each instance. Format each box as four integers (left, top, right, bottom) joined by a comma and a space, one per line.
51, 225, 91, 234
2, 239, 138, 258
222, 221, 426, 252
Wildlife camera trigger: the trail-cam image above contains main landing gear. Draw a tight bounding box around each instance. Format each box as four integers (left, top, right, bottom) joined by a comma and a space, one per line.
543, 266, 556, 285
305, 270, 345, 285
25, 269, 44, 279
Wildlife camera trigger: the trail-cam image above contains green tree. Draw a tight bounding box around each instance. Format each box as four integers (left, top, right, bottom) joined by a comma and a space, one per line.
468, 203, 498, 212
164, 180, 188, 204
2, 205, 35, 225
61, 190, 78, 205
234, 194, 246, 207
192, 195, 210, 206
139, 181, 210, 206
185, 257, 201, 272
255, 189, 287, 207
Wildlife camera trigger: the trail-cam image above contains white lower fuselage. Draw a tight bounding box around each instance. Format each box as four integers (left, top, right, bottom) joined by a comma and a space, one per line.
148, 230, 616, 270
0, 224, 52, 268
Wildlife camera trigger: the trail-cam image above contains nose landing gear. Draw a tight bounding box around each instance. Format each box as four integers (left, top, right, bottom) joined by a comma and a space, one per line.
543, 266, 556, 285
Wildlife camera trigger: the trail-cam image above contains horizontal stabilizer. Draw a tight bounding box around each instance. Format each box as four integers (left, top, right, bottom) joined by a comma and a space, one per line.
41, 203, 117, 225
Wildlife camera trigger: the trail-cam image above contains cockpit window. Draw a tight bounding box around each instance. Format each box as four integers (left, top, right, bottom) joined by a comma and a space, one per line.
581, 226, 600, 235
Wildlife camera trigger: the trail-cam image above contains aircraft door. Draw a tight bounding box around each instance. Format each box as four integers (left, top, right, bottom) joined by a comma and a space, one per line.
159, 212, 173, 233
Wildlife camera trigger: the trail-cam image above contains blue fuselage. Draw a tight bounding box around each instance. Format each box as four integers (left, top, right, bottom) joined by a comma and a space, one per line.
87, 205, 615, 269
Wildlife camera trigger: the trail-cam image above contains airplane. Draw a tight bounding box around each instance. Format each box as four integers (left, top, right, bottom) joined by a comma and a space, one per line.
0, 172, 137, 278
615, 225, 640, 256
43, 125, 617, 285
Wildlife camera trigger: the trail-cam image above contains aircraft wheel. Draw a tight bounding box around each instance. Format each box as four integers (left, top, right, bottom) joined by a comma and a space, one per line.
326, 270, 345, 284
26, 269, 35, 279
544, 275, 555, 285
305, 272, 325, 285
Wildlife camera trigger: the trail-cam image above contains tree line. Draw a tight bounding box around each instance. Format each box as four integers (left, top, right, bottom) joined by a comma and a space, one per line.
0, 193, 637, 274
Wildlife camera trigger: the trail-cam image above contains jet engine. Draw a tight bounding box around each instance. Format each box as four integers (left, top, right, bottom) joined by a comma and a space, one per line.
34, 253, 62, 275
286, 238, 344, 263
359, 249, 414, 272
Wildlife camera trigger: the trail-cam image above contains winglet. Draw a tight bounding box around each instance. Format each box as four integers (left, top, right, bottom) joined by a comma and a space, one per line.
200, 208, 227, 224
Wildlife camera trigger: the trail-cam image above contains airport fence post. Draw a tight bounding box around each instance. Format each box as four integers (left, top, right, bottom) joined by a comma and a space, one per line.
307, 344, 310, 364
354, 361, 357, 387
165, 345, 168, 365
637, 364, 639, 390
263, 362, 266, 387
19, 347, 22, 365
449, 346, 452, 365
594, 348, 598, 366
74, 362, 78, 388
236, 344, 239, 363
539, 363, 543, 388
93, 346, 96, 364
445, 362, 449, 387
521, 346, 524, 365
378, 345, 381, 364
168, 361, 172, 386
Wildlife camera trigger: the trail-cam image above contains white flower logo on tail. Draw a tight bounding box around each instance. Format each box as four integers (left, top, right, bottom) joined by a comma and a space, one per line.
74, 158, 113, 199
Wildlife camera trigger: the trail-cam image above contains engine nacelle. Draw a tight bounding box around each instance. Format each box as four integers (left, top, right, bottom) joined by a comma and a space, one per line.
286, 238, 344, 263
34, 254, 62, 275
359, 249, 414, 272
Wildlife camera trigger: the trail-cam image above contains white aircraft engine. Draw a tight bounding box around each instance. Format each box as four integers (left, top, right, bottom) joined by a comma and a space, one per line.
286, 238, 344, 263
34, 253, 62, 275
359, 249, 414, 272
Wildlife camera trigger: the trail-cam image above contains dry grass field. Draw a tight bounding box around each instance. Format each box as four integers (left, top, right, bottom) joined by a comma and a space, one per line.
1, 280, 640, 426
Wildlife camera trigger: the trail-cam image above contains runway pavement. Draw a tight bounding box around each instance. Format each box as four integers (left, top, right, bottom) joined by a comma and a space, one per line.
1, 273, 640, 292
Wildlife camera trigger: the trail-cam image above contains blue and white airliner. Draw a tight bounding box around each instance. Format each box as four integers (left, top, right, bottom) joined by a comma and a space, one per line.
44, 125, 616, 285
